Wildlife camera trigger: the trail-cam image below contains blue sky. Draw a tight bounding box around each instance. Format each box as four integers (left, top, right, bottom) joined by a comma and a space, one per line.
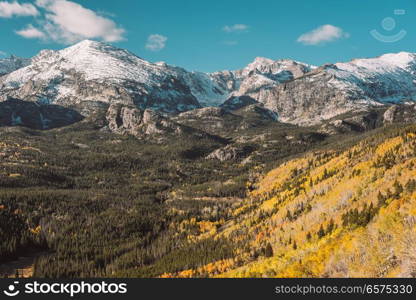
0, 0, 415, 72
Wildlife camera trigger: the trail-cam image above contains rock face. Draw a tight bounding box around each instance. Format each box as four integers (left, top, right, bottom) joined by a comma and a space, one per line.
173, 107, 242, 135
319, 113, 379, 135
220, 96, 259, 111
383, 104, 416, 124
206, 144, 254, 161
226, 53, 416, 126
243, 71, 358, 125
244, 53, 416, 125
173, 105, 278, 136
0, 98, 83, 130
235, 104, 278, 122
106, 104, 183, 137
216, 53, 416, 125
105, 103, 221, 141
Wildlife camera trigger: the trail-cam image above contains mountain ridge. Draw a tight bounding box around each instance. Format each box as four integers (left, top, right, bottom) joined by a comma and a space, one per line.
1, 40, 416, 126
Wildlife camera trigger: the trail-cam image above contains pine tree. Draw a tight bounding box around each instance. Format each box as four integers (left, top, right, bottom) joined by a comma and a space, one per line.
405, 179, 416, 193
393, 180, 403, 199
286, 210, 293, 221
326, 219, 335, 234
264, 243, 273, 258
317, 225, 325, 239
377, 192, 386, 207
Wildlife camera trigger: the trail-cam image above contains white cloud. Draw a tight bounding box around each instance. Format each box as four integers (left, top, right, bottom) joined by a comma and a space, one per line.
0, 1, 39, 18
223, 24, 249, 33
145, 34, 167, 52
6, 0, 124, 44
297, 24, 349, 45
33, 0, 125, 44
15, 24, 46, 39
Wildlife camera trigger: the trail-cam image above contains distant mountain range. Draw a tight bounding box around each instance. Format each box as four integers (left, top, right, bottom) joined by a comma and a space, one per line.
0, 55, 31, 76
1, 40, 416, 128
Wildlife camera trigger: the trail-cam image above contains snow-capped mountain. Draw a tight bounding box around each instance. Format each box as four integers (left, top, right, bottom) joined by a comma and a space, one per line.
0, 40, 416, 125
0, 40, 316, 116
0, 55, 31, 76
226, 57, 315, 98
242, 52, 416, 125
328, 52, 416, 103
0, 41, 203, 114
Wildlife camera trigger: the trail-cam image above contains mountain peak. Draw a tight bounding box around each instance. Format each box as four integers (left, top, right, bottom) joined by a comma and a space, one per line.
252, 56, 275, 64
241, 56, 313, 78
244, 57, 274, 72
63, 39, 125, 55
66, 39, 119, 52
378, 51, 415, 68
73, 39, 103, 47
337, 51, 416, 70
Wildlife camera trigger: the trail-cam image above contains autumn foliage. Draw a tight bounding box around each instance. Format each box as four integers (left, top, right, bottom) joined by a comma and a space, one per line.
165, 126, 416, 278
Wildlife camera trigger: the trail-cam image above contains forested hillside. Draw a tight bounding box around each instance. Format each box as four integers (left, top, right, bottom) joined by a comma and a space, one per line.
160, 125, 416, 278
1, 119, 416, 278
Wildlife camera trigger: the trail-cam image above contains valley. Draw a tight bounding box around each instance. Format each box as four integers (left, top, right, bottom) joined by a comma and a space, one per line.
0, 40, 416, 278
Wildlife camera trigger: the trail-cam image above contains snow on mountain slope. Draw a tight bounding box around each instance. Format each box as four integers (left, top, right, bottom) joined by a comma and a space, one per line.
231, 57, 315, 95
230, 52, 416, 113
0, 40, 315, 113
180, 57, 315, 107
1, 40, 416, 126
326, 52, 416, 103
0, 55, 31, 76
240, 57, 315, 77
0, 41, 202, 113
234, 52, 416, 125
206, 57, 315, 108
180, 71, 233, 107
4, 41, 183, 85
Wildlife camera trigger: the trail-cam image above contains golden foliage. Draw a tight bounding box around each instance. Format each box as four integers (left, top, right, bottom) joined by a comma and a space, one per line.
168, 126, 416, 278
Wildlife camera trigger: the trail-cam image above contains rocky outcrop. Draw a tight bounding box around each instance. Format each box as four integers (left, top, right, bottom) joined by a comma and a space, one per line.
319, 110, 381, 135
242, 71, 361, 126
206, 144, 254, 161
234, 104, 278, 121
173, 107, 242, 135
105, 103, 223, 142
220, 96, 259, 111
107, 104, 184, 137
383, 104, 416, 124
173, 105, 278, 136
